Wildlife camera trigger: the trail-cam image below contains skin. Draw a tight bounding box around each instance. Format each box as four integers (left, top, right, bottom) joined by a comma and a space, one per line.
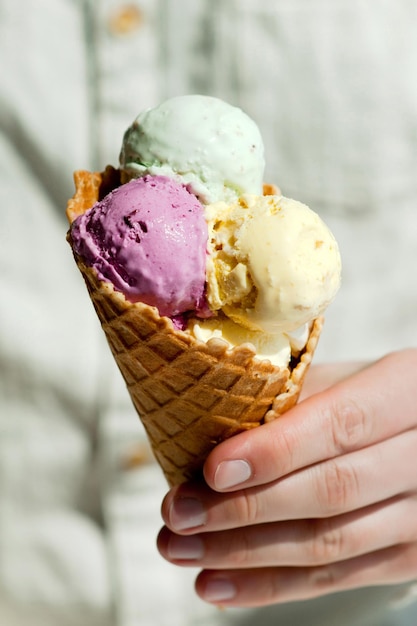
157, 348, 417, 607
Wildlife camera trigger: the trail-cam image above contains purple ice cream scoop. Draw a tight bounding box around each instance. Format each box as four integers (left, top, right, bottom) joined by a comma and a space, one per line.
70, 175, 208, 319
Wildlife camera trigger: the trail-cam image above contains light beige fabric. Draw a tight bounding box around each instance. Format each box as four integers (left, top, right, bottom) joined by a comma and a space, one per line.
0, 0, 416, 624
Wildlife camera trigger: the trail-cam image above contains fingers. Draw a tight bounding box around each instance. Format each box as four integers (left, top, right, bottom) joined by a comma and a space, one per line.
204, 349, 417, 492
161, 430, 417, 532
193, 542, 417, 607
271, 429, 417, 520
159, 494, 417, 607
158, 495, 417, 571
157, 349, 417, 607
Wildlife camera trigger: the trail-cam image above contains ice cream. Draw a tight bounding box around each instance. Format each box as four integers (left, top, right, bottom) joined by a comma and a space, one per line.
70, 96, 341, 366
204, 194, 341, 334
70, 178, 341, 366
66, 94, 341, 485
70, 175, 209, 321
120, 94, 265, 204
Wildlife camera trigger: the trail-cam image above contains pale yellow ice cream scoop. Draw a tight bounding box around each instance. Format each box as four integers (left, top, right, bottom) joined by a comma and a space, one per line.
204, 193, 342, 335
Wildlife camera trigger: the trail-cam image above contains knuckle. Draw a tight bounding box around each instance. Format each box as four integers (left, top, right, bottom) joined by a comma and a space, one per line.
309, 519, 349, 564
268, 570, 286, 604
401, 543, 417, 579
233, 490, 261, 526
308, 564, 339, 593
271, 425, 298, 476
316, 459, 360, 515
226, 531, 254, 568
328, 396, 370, 454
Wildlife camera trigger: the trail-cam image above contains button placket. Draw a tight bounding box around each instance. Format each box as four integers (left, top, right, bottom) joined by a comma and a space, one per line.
94, 0, 161, 164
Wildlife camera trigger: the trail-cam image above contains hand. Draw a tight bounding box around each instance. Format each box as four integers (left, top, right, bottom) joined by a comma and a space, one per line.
157, 349, 417, 607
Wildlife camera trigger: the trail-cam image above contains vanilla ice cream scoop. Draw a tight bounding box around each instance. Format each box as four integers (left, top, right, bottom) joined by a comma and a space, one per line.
205, 194, 342, 334
119, 95, 265, 204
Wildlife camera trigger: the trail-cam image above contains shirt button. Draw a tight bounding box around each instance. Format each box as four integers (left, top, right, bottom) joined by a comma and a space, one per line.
107, 4, 144, 36
122, 442, 154, 470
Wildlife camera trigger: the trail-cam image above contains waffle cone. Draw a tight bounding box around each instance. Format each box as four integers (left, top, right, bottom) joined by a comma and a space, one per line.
67, 167, 323, 486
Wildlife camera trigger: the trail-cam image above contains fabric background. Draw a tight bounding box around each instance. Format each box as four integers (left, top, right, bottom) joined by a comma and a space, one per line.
0, 0, 416, 624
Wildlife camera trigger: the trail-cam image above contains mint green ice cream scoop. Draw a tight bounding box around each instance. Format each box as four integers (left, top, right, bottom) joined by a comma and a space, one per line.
119, 94, 265, 205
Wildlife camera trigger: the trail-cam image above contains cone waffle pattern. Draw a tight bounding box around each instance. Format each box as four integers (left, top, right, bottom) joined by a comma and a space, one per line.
67, 169, 323, 485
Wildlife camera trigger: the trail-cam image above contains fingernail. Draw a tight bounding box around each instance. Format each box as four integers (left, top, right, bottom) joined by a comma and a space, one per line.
167, 535, 204, 561
214, 459, 252, 490
170, 497, 207, 531
203, 577, 237, 603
